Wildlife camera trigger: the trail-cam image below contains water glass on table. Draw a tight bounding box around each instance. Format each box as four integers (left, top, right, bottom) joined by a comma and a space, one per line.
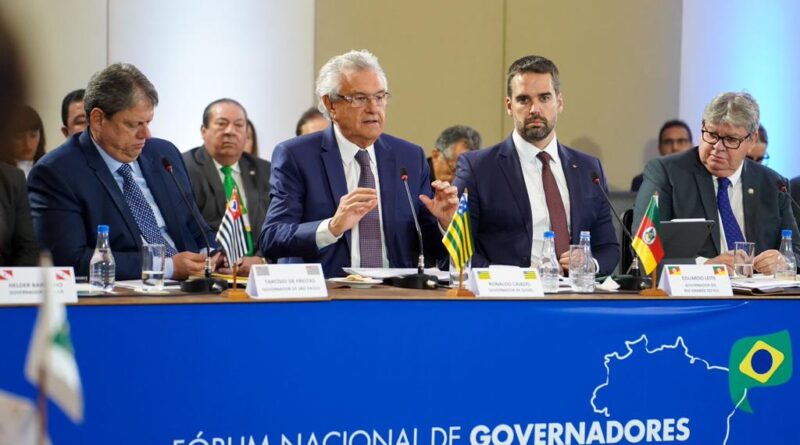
142, 243, 166, 291
733, 241, 755, 278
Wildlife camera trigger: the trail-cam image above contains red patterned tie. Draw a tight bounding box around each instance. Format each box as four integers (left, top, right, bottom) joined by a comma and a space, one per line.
355, 150, 383, 267
537, 151, 569, 257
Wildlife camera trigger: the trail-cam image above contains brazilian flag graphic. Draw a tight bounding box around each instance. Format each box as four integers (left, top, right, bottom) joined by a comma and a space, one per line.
728, 330, 792, 413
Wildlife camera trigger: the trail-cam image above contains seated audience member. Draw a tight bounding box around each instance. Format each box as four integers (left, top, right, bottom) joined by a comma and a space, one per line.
630, 119, 693, 191
295, 107, 330, 136
12, 105, 46, 177
454, 55, 619, 275
0, 16, 38, 266
746, 124, 768, 164
28, 63, 216, 280
61, 88, 87, 138
183, 98, 270, 275
244, 118, 259, 157
633, 92, 800, 274
260, 50, 457, 277
428, 125, 481, 183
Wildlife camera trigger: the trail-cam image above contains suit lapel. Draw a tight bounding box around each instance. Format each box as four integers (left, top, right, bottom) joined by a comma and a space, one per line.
558, 144, 581, 243
197, 148, 227, 212
320, 127, 352, 254
375, 137, 398, 264
80, 132, 141, 246
740, 162, 757, 243
238, 156, 260, 213
139, 150, 185, 250
694, 160, 721, 255
498, 137, 533, 242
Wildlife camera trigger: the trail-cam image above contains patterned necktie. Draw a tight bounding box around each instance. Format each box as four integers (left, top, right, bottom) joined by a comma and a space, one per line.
117, 164, 178, 257
220, 165, 253, 254
717, 177, 745, 251
354, 150, 383, 267
537, 151, 570, 257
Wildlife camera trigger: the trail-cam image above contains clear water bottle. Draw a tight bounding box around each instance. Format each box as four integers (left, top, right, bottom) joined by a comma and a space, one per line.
89, 224, 116, 291
776, 229, 796, 281
571, 231, 597, 292
540, 231, 560, 293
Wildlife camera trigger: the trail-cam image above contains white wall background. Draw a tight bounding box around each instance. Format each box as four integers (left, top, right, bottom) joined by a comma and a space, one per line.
4, 0, 316, 161
680, 0, 800, 179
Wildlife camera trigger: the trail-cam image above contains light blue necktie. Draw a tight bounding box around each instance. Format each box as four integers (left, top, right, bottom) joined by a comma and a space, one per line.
717, 177, 745, 251
117, 164, 178, 257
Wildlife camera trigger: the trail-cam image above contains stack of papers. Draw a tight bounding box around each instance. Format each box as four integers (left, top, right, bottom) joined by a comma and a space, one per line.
343, 267, 450, 282
730, 275, 800, 295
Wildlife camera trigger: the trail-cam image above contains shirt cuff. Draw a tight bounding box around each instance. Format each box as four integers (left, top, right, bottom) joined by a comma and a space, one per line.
695, 256, 708, 265
165, 257, 174, 279
316, 218, 342, 249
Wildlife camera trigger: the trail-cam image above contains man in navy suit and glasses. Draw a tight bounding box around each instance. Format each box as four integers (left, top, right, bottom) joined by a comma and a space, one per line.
454, 55, 619, 275
260, 50, 458, 277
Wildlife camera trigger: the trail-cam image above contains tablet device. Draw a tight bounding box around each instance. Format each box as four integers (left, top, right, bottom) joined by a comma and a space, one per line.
660, 219, 715, 263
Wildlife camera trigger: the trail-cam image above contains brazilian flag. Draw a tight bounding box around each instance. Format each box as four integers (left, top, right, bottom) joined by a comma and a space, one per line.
728, 330, 792, 413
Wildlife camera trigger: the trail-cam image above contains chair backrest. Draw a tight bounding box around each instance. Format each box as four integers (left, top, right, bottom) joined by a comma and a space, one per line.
620, 208, 634, 273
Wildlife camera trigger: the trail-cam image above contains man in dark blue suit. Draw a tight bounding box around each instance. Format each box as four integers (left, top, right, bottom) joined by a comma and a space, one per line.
29, 63, 214, 280
454, 55, 619, 275
260, 50, 457, 277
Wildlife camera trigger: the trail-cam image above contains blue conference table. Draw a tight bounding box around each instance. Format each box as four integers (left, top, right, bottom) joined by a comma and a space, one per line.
0, 286, 798, 445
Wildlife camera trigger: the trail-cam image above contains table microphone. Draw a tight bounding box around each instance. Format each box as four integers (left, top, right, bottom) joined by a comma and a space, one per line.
777, 179, 800, 216
590, 171, 651, 290
383, 168, 438, 289
161, 157, 227, 293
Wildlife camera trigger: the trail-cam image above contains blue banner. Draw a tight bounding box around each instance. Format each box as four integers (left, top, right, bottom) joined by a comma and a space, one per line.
0, 299, 798, 444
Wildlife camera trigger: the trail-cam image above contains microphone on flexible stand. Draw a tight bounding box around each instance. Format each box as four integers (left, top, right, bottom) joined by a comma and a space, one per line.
383, 167, 438, 289
777, 179, 800, 216
161, 157, 227, 293
590, 171, 651, 291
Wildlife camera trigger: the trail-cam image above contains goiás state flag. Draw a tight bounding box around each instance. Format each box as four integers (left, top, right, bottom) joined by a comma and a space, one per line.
632, 193, 664, 275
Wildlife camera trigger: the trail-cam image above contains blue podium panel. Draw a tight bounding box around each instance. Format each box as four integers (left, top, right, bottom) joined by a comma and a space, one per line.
0, 298, 798, 444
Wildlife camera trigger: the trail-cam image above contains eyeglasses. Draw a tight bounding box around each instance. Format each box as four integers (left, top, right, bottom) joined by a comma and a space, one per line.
747, 152, 770, 164
701, 127, 751, 150
659, 138, 690, 146
332, 91, 391, 108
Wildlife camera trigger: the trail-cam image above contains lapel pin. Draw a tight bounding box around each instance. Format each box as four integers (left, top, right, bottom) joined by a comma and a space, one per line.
250, 169, 256, 176
747, 188, 754, 195
572, 164, 577, 169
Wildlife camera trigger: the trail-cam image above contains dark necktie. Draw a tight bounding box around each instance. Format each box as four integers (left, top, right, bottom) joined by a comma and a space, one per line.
354, 150, 383, 267
117, 164, 178, 257
537, 151, 569, 257
717, 177, 745, 251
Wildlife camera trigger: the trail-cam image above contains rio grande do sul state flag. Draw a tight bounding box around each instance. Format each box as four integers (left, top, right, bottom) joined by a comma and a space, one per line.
632, 194, 664, 275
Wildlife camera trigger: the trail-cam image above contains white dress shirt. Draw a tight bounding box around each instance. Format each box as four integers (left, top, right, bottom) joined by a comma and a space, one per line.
712, 163, 746, 253
315, 124, 390, 268
512, 130, 571, 262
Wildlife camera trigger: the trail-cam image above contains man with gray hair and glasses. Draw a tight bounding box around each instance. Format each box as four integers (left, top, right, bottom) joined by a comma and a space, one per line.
428, 125, 482, 183
260, 49, 458, 277
29, 63, 216, 280
633, 92, 800, 274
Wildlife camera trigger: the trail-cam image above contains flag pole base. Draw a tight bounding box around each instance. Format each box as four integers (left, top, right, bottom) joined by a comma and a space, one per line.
222, 288, 249, 299
639, 288, 668, 297
447, 287, 475, 297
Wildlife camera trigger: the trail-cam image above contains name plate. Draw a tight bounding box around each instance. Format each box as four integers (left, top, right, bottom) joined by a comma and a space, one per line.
246, 264, 328, 299
0, 267, 78, 305
469, 267, 544, 298
658, 264, 733, 297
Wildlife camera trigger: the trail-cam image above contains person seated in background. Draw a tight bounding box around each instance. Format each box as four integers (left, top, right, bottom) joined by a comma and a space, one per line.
427, 125, 481, 182
746, 124, 768, 164
633, 92, 800, 274
28, 63, 216, 280
244, 118, 259, 157
630, 119, 693, 191
295, 107, 330, 136
0, 15, 38, 266
183, 98, 271, 275
261, 49, 457, 277
11, 105, 46, 178
61, 88, 87, 138
454, 55, 619, 275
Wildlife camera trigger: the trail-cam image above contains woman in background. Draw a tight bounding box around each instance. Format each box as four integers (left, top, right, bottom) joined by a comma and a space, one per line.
12, 105, 46, 177
244, 118, 259, 157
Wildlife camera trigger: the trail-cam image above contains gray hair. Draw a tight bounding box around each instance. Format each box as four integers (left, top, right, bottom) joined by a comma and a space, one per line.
434, 125, 482, 159
84, 63, 159, 118
315, 49, 388, 117
702, 92, 760, 136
